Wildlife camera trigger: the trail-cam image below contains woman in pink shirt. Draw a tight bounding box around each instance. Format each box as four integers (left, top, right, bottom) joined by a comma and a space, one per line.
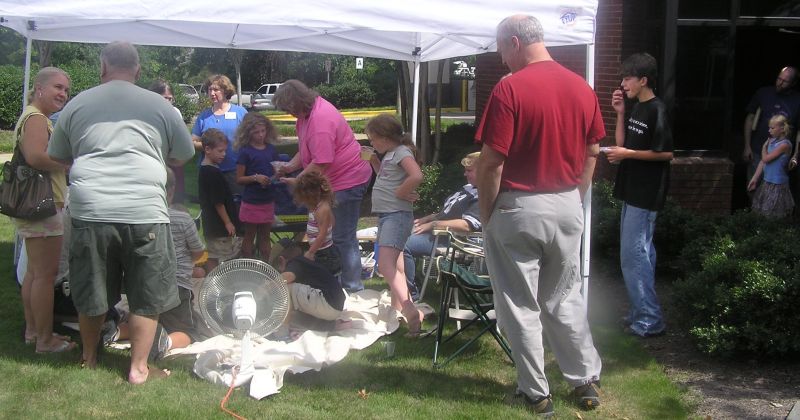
274, 80, 372, 292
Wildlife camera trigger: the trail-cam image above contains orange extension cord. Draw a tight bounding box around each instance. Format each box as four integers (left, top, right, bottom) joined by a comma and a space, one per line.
220, 366, 248, 420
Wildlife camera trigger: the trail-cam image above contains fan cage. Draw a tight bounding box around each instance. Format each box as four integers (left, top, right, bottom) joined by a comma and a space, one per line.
198, 258, 290, 337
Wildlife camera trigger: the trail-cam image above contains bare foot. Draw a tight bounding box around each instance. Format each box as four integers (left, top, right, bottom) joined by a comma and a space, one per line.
129, 366, 170, 385
401, 304, 424, 335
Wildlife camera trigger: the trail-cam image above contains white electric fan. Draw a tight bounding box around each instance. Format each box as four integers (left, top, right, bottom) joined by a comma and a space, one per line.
196, 258, 290, 387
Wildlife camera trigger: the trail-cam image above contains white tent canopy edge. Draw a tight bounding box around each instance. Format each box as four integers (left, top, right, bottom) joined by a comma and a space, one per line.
1, 0, 599, 302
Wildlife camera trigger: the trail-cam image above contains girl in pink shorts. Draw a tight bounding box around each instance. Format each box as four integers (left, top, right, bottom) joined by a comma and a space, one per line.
234, 113, 280, 261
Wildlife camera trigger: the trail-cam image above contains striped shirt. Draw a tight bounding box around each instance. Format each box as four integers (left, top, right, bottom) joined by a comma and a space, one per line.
306, 206, 333, 250
169, 207, 205, 290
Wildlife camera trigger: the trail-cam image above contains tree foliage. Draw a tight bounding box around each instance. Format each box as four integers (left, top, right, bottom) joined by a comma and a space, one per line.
0, 28, 26, 66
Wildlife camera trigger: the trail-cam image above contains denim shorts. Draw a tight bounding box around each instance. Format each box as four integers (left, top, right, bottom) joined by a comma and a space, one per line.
376, 211, 413, 250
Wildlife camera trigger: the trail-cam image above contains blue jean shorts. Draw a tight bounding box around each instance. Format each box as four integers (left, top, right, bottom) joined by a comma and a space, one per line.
376, 211, 413, 250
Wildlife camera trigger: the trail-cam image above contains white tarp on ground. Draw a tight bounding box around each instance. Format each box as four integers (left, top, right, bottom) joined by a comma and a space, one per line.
0, 0, 597, 61
169, 289, 401, 399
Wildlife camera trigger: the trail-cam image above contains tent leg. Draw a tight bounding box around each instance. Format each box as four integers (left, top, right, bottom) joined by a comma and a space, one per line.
410, 58, 420, 144
22, 36, 33, 111
581, 43, 596, 308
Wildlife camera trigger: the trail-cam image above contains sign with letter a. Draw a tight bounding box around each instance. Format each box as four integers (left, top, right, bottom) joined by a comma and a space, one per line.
356, 57, 364, 70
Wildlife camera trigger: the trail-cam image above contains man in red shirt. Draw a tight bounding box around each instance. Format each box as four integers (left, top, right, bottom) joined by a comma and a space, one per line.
475, 14, 604, 416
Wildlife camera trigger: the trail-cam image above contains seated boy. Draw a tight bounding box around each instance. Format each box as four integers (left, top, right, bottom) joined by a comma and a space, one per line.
149, 167, 208, 360
198, 128, 241, 272
277, 241, 346, 330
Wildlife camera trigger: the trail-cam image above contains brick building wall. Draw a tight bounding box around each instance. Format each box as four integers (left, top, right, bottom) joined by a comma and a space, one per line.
473, 1, 733, 215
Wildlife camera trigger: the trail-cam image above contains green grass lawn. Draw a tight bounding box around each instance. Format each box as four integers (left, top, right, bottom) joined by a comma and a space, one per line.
0, 130, 14, 153
272, 116, 466, 138
0, 206, 696, 418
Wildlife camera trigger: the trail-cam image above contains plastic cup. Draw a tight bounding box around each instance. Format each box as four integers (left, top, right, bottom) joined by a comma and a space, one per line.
383, 341, 395, 358
360, 149, 373, 161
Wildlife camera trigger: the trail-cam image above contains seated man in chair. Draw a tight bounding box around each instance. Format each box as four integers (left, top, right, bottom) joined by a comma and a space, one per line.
403, 152, 482, 300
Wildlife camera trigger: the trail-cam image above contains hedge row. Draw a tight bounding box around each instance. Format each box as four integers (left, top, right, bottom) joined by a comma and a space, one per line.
592, 181, 800, 359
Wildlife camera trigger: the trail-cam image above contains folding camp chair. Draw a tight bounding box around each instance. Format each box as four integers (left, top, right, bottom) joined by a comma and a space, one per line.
432, 231, 513, 368
416, 227, 451, 302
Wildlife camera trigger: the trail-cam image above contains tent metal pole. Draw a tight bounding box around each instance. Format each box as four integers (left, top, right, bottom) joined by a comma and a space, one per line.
22, 35, 33, 110
580, 43, 596, 305
410, 58, 420, 143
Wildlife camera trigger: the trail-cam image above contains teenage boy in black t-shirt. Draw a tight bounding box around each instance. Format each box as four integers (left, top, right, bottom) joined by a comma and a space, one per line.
198, 128, 241, 272
605, 53, 673, 338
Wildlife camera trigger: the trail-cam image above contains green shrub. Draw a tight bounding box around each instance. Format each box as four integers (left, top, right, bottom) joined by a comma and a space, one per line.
0, 64, 24, 129
59, 61, 99, 97
173, 88, 199, 124
437, 123, 477, 165
315, 80, 376, 109
0, 62, 101, 129
416, 164, 444, 216
590, 180, 621, 258
672, 214, 800, 359
415, 162, 465, 217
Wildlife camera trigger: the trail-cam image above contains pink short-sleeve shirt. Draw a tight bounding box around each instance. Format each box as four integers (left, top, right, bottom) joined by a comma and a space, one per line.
296, 97, 371, 191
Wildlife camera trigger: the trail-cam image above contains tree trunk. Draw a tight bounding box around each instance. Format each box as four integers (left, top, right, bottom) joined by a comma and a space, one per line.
229, 49, 243, 106
396, 60, 412, 131
432, 59, 445, 164
35, 41, 52, 67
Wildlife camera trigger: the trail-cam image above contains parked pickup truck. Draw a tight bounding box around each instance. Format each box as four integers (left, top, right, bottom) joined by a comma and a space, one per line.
249, 83, 283, 111
230, 90, 255, 109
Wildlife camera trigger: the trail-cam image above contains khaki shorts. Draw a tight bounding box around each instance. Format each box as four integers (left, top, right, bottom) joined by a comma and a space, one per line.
69, 219, 179, 317
13, 207, 65, 238
290, 283, 342, 321
206, 236, 242, 261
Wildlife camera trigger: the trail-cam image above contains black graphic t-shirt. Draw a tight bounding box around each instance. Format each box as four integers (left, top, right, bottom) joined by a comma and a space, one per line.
613, 97, 673, 211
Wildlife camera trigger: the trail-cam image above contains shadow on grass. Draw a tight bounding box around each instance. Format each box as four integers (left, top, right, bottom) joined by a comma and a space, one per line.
0, 220, 692, 418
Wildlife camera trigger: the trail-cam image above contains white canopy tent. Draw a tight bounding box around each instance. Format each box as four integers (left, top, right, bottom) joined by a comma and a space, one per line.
1, 0, 599, 298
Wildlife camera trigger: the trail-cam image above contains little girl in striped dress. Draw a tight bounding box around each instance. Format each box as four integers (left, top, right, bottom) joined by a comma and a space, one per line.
293, 172, 342, 275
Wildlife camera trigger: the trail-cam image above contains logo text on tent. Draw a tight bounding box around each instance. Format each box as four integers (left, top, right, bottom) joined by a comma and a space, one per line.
560, 10, 578, 26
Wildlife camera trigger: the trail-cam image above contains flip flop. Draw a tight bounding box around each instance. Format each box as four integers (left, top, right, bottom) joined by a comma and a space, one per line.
147, 366, 171, 379
36, 339, 77, 354
148, 324, 170, 362
26, 333, 72, 345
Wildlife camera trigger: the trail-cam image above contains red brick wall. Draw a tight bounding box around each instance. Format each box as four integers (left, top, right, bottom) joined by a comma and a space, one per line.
669, 157, 733, 215
474, 53, 506, 126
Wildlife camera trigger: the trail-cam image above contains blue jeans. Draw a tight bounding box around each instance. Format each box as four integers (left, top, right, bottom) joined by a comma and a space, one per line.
402, 232, 450, 300
620, 203, 665, 336
333, 182, 369, 291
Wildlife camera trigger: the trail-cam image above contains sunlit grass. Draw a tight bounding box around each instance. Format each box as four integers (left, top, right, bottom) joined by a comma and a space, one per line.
0, 201, 695, 419
0, 130, 13, 153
